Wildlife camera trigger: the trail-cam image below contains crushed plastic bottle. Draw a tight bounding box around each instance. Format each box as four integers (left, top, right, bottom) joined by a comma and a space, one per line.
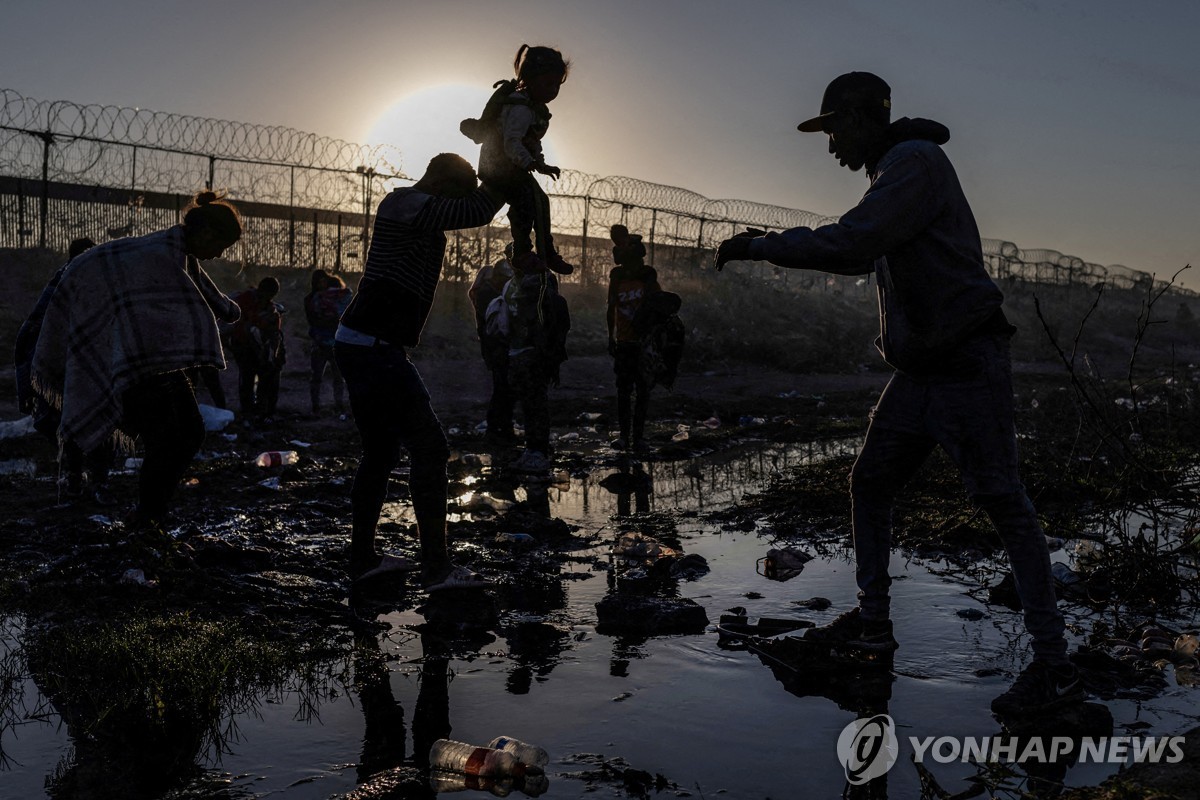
428, 739, 527, 778
254, 450, 299, 467
487, 736, 549, 770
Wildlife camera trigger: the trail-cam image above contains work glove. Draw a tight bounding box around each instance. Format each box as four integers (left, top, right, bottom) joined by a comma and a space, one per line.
714, 228, 766, 271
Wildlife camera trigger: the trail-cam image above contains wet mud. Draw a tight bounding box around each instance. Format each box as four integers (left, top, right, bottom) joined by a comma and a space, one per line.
1, 368, 1199, 799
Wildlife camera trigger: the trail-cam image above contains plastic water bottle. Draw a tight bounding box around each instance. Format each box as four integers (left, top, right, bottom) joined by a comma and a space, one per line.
428, 739, 527, 778
254, 450, 298, 467
487, 736, 549, 770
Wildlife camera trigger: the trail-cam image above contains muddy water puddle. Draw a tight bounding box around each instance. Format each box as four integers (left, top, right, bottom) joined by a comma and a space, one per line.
4, 437, 1198, 798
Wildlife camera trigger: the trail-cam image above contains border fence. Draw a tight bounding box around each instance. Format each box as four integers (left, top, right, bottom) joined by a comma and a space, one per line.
0, 88, 1176, 295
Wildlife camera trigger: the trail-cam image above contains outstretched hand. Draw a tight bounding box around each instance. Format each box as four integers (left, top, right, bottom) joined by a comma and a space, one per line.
534, 162, 561, 180
714, 228, 766, 271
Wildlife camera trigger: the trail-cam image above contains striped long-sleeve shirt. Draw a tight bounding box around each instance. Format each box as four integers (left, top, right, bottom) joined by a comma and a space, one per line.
341, 186, 501, 347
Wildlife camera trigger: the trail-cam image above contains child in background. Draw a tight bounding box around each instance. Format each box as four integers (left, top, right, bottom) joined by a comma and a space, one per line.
606, 224, 660, 452
466, 44, 573, 276
305, 269, 352, 416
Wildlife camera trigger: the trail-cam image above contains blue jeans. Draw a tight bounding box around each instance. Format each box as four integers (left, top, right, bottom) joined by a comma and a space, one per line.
851, 335, 1067, 662
335, 342, 450, 569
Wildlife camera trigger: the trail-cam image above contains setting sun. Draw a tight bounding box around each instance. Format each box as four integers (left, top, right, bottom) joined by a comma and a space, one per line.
366, 82, 561, 180
366, 83, 493, 179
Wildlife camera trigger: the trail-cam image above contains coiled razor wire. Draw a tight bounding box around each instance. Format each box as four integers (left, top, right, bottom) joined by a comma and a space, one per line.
0, 87, 1179, 295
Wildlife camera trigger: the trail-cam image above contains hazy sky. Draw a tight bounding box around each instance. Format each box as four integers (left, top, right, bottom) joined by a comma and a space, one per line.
3, 0, 1197, 285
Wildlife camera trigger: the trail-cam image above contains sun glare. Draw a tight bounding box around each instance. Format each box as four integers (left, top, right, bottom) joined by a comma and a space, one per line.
367, 84, 492, 178
367, 83, 560, 179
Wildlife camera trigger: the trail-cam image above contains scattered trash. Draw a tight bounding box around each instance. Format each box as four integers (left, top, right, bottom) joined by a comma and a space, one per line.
0, 416, 36, 440
756, 547, 812, 581
956, 608, 986, 621
124, 457, 144, 471
701, 416, 721, 429
738, 416, 767, 426
88, 515, 114, 526
551, 470, 571, 485
429, 738, 531, 778
495, 532, 536, 548
612, 532, 677, 562
120, 568, 158, 588
448, 427, 461, 436
793, 597, 832, 611
254, 451, 299, 467
221, 433, 238, 442
1070, 539, 1103, 572
557, 431, 580, 442
577, 412, 603, 423
612, 691, 633, 702
488, 736, 550, 770
197, 403, 235, 431
287, 439, 312, 448
671, 427, 689, 442
258, 477, 282, 491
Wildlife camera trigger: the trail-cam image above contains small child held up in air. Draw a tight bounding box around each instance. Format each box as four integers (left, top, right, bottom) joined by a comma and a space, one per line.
462, 44, 573, 276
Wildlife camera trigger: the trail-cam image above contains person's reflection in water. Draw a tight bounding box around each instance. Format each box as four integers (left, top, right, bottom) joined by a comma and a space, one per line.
497, 477, 571, 695
746, 638, 895, 799
600, 459, 652, 517
352, 625, 408, 780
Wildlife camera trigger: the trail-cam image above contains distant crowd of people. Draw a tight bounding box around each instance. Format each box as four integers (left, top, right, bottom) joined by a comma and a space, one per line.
10, 48, 1084, 716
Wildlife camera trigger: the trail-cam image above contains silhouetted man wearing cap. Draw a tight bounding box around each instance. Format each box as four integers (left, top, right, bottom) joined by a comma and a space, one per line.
716, 72, 1080, 716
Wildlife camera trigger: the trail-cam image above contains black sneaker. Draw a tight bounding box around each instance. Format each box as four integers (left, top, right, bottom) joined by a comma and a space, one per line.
803, 607, 898, 653
991, 660, 1085, 716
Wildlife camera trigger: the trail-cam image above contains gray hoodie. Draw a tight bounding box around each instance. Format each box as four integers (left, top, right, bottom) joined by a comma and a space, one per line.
749, 118, 1005, 374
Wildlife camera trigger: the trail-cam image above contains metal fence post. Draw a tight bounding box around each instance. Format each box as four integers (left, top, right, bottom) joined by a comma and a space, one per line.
649, 208, 657, 267
206, 156, 215, 190
580, 194, 590, 286
39, 131, 52, 249
288, 165, 296, 268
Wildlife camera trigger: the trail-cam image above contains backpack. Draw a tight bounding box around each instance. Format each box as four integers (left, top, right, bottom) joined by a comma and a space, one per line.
484, 293, 510, 342
460, 79, 526, 144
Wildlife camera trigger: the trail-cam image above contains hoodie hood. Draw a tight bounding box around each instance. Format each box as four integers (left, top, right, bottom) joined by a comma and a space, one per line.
885, 116, 950, 147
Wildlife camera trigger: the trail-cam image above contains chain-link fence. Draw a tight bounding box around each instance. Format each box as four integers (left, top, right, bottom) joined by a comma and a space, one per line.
0, 88, 1176, 295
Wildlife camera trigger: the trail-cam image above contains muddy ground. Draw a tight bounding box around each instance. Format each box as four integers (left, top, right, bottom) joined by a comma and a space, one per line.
3, 248, 1200, 798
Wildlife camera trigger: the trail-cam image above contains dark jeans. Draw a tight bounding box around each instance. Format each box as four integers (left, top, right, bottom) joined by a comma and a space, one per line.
232, 344, 280, 416
508, 350, 550, 454
850, 335, 1067, 662
120, 371, 205, 521
335, 341, 451, 570
486, 357, 515, 438
614, 342, 650, 443
309, 341, 344, 412
495, 172, 554, 258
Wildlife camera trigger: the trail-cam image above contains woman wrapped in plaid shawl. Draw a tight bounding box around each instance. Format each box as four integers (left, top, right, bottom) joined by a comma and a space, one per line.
31, 190, 243, 528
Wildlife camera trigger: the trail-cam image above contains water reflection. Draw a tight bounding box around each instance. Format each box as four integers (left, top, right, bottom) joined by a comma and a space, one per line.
553, 438, 857, 518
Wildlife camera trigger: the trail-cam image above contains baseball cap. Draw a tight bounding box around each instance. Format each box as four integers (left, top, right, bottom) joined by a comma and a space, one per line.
797, 72, 892, 133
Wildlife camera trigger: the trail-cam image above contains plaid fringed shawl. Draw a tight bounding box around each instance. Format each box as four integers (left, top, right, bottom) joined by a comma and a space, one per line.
31, 226, 235, 453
